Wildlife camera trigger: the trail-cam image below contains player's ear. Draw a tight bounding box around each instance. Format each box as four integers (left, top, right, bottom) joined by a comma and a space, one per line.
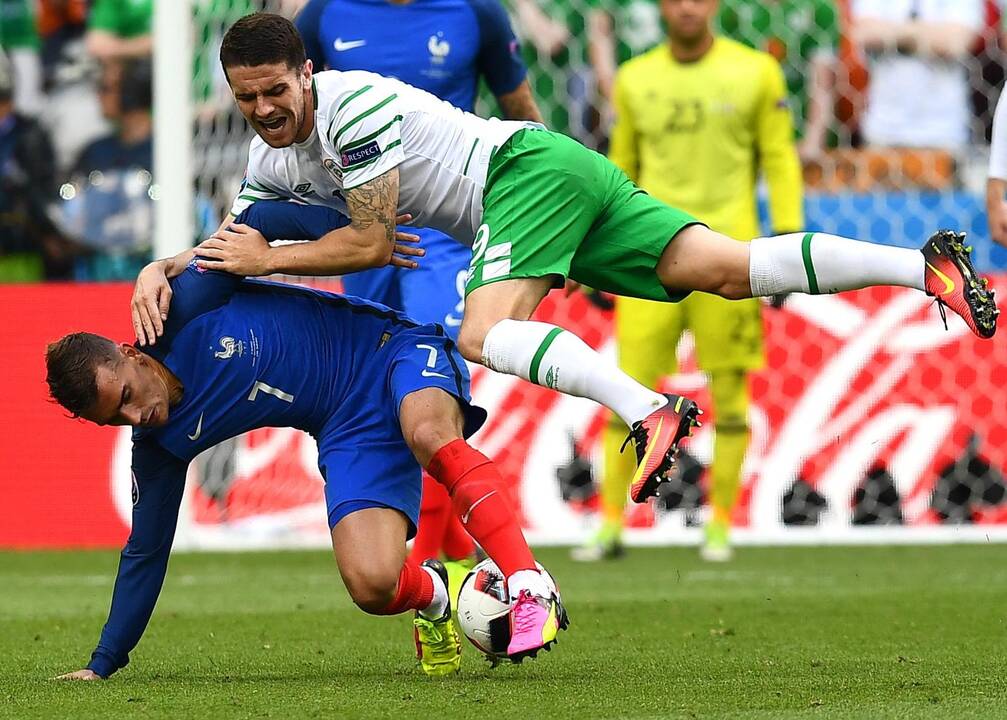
302, 60, 313, 86
119, 343, 140, 360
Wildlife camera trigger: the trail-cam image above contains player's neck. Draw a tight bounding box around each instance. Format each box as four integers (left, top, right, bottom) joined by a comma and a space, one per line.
294, 84, 316, 144
668, 33, 714, 64
151, 358, 184, 406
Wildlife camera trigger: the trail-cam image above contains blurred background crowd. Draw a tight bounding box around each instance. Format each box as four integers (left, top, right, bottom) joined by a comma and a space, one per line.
2, 0, 1007, 282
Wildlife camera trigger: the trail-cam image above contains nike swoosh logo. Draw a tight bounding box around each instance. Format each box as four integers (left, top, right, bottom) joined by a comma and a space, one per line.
333, 38, 367, 51
421, 369, 449, 379
461, 491, 496, 524
925, 261, 956, 296
187, 412, 204, 441
630, 417, 664, 488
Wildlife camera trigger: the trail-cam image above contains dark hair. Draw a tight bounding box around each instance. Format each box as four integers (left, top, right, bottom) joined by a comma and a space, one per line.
45, 333, 119, 417
219, 13, 306, 77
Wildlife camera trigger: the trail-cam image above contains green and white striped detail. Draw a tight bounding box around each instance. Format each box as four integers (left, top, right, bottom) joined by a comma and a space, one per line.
330, 92, 399, 145
529, 328, 564, 389
801, 232, 820, 294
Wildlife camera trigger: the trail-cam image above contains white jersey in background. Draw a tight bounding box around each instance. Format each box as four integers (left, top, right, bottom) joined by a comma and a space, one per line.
231, 69, 532, 244
990, 89, 1007, 182
851, 0, 983, 151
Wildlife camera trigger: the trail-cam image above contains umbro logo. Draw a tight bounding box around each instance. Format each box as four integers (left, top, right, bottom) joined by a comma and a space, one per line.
333, 38, 366, 52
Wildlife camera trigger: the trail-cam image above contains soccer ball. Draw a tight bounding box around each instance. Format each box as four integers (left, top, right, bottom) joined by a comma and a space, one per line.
455, 559, 558, 662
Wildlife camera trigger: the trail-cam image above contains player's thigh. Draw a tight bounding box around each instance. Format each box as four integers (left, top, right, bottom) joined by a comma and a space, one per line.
656, 224, 752, 299
331, 506, 410, 606
686, 293, 765, 376
341, 263, 404, 309
388, 330, 488, 466
570, 175, 703, 302
613, 295, 683, 386
399, 231, 471, 338
465, 130, 605, 298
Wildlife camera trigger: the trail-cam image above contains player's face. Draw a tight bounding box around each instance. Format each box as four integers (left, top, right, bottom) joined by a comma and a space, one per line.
227, 61, 314, 148
84, 347, 171, 428
661, 0, 718, 44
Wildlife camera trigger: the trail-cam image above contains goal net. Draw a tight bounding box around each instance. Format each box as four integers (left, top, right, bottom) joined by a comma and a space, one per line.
147, 0, 1007, 549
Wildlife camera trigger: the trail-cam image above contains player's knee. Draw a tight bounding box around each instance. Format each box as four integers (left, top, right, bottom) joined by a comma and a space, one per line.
343, 565, 399, 614
405, 418, 459, 466
456, 324, 486, 363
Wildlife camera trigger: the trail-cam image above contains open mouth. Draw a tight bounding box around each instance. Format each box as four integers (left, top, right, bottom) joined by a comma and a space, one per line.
258, 116, 287, 134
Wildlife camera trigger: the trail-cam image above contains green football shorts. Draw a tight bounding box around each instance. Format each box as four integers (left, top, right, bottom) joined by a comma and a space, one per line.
466, 128, 701, 302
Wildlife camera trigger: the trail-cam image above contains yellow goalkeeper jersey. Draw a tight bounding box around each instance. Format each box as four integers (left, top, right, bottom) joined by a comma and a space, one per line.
609, 37, 803, 241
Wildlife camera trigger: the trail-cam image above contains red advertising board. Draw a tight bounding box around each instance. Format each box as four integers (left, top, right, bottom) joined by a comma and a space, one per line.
3, 280, 1006, 548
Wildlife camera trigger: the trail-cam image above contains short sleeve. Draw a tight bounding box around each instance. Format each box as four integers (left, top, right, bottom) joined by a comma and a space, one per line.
326, 86, 406, 189
470, 0, 528, 97
87, 0, 120, 32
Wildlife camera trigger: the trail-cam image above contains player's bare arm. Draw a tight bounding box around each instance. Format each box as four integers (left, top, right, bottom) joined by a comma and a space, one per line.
497, 81, 544, 124
235, 168, 405, 276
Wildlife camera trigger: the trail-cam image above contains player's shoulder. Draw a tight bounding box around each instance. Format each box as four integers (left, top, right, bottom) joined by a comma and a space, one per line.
713, 37, 781, 83
314, 69, 402, 118
462, 0, 511, 24
716, 35, 769, 63
618, 45, 668, 78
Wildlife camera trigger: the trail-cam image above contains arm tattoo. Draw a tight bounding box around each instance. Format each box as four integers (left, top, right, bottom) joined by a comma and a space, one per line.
346, 168, 399, 246
498, 81, 545, 124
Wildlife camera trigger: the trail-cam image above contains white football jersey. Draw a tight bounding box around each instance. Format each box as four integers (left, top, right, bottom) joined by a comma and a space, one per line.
230, 69, 531, 244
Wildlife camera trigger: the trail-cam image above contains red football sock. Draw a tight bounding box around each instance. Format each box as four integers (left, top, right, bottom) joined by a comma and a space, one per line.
426, 439, 536, 577
442, 513, 476, 561
373, 561, 434, 616
408, 474, 453, 565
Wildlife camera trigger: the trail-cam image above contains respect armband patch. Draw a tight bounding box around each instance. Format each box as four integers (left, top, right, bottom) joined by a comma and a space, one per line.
341, 140, 382, 168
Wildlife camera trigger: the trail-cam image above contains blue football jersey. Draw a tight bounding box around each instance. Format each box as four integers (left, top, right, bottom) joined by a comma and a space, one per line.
296, 0, 526, 112
137, 270, 420, 460
85, 255, 482, 679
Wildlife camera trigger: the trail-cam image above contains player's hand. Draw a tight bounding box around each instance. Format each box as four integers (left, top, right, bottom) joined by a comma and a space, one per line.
196, 223, 272, 276
54, 669, 102, 681
390, 220, 424, 269
989, 199, 1007, 247
132, 260, 172, 347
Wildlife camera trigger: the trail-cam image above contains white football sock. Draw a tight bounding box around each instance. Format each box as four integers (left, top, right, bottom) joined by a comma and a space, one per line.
507, 569, 552, 601
418, 565, 449, 620
481, 319, 667, 427
749, 232, 926, 296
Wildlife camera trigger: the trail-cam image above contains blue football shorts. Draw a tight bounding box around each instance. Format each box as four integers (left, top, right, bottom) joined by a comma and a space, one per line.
314, 323, 486, 537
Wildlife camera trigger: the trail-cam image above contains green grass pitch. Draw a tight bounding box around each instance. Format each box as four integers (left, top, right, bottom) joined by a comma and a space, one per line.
2, 545, 1006, 719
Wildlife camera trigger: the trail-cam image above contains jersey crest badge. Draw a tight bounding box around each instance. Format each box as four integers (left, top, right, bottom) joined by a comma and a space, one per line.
428, 33, 450, 64
214, 336, 245, 360
323, 157, 343, 182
